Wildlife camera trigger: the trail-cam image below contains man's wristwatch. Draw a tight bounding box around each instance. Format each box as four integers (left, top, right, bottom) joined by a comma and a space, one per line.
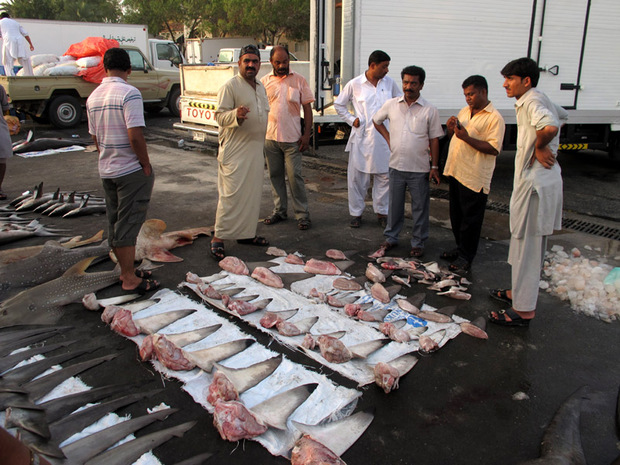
431, 166, 439, 169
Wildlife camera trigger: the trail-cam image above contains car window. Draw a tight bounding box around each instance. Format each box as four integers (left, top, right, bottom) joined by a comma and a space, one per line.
127, 49, 150, 71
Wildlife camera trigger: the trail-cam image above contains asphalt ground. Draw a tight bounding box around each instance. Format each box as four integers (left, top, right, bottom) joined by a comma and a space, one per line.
1, 130, 619, 465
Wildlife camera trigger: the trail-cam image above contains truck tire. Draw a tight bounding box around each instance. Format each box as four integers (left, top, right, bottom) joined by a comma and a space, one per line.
145, 104, 164, 114
48, 95, 82, 128
167, 86, 181, 117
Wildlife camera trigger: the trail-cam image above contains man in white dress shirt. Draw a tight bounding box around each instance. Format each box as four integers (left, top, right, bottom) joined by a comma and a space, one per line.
0, 13, 34, 76
334, 50, 402, 229
373, 65, 444, 258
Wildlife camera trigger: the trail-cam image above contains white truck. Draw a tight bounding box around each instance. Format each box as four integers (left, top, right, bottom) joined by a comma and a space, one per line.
185, 37, 255, 64
310, 0, 620, 158
16, 18, 184, 71
173, 48, 310, 141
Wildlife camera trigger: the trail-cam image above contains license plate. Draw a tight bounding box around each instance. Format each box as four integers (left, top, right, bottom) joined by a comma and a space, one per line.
192, 131, 205, 142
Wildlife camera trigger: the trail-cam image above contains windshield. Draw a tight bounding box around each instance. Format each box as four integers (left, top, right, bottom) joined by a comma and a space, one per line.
156, 43, 183, 65
218, 50, 234, 62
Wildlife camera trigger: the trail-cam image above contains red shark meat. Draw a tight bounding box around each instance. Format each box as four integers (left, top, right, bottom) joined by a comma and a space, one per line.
259, 312, 282, 328
344, 303, 361, 317
140, 334, 195, 371
370, 282, 390, 303
275, 319, 301, 337
285, 254, 304, 265
219, 256, 249, 275
213, 400, 267, 442
304, 258, 341, 276
110, 308, 139, 337
251, 266, 283, 288
222, 295, 259, 316
302, 333, 316, 350
379, 322, 411, 343
332, 277, 362, 291
291, 435, 345, 465
325, 249, 347, 260
374, 362, 401, 394
317, 335, 352, 363
207, 372, 239, 405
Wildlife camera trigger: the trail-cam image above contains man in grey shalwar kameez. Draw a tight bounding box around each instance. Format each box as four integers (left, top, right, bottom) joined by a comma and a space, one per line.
490, 57, 567, 327
210, 45, 270, 260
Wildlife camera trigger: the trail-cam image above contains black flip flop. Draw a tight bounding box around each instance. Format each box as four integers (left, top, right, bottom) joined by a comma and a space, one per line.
237, 236, 269, 246
210, 241, 225, 261
489, 308, 531, 327
135, 269, 152, 279
489, 288, 512, 305
125, 278, 160, 295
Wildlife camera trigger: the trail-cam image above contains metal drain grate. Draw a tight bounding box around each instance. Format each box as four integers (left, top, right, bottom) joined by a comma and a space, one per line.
561, 218, 620, 240
430, 188, 620, 240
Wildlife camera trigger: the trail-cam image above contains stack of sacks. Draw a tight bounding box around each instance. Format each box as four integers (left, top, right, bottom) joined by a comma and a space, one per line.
20, 53, 101, 77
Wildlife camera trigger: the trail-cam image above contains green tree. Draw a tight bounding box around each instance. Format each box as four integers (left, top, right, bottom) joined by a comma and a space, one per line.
2, 0, 120, 22
123, 0, 208, 42
207, 0, 309, 44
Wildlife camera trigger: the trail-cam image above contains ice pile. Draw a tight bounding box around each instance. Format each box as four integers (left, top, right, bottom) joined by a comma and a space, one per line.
541, 245, 620, 322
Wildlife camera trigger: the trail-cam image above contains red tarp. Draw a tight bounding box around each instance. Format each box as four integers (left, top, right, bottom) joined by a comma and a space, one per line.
64, 37, 120, 84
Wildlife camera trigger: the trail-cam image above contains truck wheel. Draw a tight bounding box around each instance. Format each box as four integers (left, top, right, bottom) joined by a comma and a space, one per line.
167, 87, 181, 117
49, 95, 82, 128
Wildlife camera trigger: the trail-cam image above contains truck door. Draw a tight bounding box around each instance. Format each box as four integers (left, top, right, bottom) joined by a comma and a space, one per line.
532, 0, 591, 108
126, 48, 161, 101
310, 0, 336, 111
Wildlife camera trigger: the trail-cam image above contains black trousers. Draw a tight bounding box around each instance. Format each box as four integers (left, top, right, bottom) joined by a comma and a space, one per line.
448, 176, 488, 263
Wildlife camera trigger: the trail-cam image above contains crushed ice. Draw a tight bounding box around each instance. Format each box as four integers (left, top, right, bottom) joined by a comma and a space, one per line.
541, 245, 620, 322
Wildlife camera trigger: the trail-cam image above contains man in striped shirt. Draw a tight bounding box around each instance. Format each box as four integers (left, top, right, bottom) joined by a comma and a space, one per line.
87, 47, 158, 294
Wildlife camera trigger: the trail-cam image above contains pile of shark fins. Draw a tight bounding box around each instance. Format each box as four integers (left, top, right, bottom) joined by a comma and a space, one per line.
8, 182, 106, 218
0, 325, 198, 464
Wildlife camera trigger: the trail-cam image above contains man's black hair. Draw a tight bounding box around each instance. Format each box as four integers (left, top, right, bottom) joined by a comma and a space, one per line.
270, 45, 289, 59
103, 48, 131, 72
0, 13, 10, 19
501, 57, 540, 87
462, 75, 488, 92
240, 44, 260, 59
401, 65, 426, 84
368, 50, 390, 66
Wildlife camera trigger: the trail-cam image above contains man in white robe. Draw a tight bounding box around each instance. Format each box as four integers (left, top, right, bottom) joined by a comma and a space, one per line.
210, 45, 270, 260
490, 57, 567, 327
0, 13, 34, 76
334, 50, 401, 229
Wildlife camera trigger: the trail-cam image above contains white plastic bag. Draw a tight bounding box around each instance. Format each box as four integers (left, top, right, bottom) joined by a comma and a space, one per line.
33, 62, 56, 76
30, 54, 59, 67
76, 56, 101, 68
44, 63, 79, 76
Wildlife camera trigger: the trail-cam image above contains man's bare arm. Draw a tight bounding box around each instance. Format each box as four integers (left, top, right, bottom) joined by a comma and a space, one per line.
300, 102, 313, 152
373, 122, 390, 148
533, 125, 559, 169
127, 127, 152, 176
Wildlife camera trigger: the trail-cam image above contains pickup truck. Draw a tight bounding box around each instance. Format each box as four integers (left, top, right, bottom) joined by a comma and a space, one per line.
0, 46, 181, 128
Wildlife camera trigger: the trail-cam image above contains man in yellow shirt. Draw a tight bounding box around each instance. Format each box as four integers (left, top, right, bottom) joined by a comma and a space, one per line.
442, 75, 505, 272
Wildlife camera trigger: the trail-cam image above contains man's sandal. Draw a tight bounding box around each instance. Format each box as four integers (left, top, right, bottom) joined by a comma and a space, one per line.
237, 236, 269, 246
298, 218, 311, 230
489, 288, 512, 305
135, 269, 152, 279
264, 213, 286, 225
210, 241, 225, 261
125, 278, 160, 295
440, 249, 459, 261
489, 308, 531, 327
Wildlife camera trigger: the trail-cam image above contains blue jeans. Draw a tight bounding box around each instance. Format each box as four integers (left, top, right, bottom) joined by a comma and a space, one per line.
384, 168, 429, 248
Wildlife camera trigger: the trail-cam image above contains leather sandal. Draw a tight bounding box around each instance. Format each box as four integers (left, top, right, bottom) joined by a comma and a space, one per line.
489, 288, 512, 305
237, 236, 269, 246
489, 308, 531, 327
264, 213, 286, 225
210, 241, 225, 261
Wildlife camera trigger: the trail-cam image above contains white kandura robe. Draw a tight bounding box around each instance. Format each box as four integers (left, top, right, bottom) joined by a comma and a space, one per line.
214, 74, 269, 240
508, 87, 568, 312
